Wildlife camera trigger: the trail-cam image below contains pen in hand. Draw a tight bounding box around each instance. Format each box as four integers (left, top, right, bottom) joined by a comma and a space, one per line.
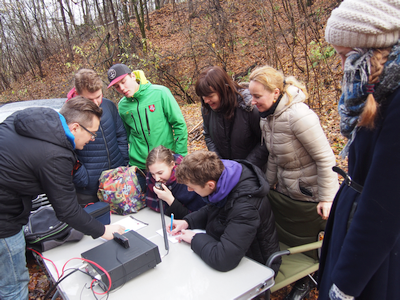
170, 213, 174, 233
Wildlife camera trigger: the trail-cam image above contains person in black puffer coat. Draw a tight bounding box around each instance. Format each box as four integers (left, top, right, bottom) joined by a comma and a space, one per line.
67, 69, 129, 205
0, 97, 125, 300
171, 150, 281, 274
195, 66, 268, 171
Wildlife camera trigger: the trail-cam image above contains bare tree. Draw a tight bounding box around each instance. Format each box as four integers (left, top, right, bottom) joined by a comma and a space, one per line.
58, 0, 74, 61
63, 0, 78, 34
103, 0, 109, 24
108, 0, 121, 50
93, 0, 105, 27
132, 0, 147, 52
188, 0, 194, 18
144, 0, 151, 30
122, 0, 130, 25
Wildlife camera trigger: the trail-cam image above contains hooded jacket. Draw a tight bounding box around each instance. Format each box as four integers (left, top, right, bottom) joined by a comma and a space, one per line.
118, 73, 188, 170
0, 108, 105, 239
260, 85, 338, 203
70, 96, 129, 196
184, 160, 281, 273
202, 88, 269, 170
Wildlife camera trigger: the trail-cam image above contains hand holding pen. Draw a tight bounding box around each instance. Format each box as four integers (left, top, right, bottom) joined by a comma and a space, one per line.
167, 219, 195, 244
167, 219, 188, 235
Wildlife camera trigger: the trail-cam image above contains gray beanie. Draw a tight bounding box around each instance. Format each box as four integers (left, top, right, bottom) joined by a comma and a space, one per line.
325, 0, 400, 48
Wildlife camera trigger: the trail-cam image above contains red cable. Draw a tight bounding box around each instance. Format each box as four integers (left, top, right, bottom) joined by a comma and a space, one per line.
61, 257, 112, 295
28, 249, 112, 295
27, 248, 60, 279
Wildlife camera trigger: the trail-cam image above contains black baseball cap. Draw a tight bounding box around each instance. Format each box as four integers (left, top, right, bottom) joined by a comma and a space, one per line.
107, 64, 132, 88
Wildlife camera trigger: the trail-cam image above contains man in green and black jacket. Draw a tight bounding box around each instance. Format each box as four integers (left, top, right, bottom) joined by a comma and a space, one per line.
107, 64, 188, 191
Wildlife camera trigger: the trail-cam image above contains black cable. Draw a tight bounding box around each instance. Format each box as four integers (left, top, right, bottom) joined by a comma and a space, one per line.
44, 267, 109, 300
72, 268, 109, 299
44, 268, 79, 299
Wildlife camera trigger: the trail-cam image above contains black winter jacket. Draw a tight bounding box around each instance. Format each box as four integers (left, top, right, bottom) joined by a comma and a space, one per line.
0, 108, 105, 239
184, 160, 281, 273
73, 98, 129, 196
202, 89, 269, 170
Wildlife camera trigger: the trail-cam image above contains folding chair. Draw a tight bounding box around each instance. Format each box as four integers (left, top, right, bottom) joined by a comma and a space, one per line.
265, 190, 326, 297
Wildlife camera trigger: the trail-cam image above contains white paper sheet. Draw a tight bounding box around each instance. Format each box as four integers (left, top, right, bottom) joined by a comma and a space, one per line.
114, 216, 148, 232
156, 228, 206, 244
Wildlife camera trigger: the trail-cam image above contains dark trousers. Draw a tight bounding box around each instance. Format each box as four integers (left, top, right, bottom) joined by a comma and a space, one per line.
136, 169, 147, 193
76, 193, 99, 206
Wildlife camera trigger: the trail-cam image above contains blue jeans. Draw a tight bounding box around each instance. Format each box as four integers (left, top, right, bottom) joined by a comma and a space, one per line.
0, 230, 29, 300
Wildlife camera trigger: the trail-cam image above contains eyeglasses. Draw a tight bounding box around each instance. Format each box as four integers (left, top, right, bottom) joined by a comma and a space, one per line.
79, 124, 97, 140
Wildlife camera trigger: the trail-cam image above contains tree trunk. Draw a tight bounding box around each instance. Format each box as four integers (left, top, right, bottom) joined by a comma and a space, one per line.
103, 0, 109, 25
94, 0, 105, 27
188, 0, 194, 18
122, 0, 130, 25
132, 0, 147, 52
108, 0, 121, 50
58, 0, 74, 61
144, 0, 151, 30
31, 0, 51, 57
0, 16, 12, 87
64, 0, 77, 33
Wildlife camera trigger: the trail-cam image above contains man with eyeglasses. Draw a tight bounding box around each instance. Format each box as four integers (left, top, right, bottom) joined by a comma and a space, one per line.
0, 96, 125, 300
67, 69, 129, 205
79, 123, 97, 140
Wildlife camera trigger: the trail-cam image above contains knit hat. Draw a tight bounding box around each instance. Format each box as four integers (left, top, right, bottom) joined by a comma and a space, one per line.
325, 0, 400, 48
107, 64, 132, 88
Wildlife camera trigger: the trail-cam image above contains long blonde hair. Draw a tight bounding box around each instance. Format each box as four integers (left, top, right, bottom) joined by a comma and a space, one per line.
249, 66, 308, 104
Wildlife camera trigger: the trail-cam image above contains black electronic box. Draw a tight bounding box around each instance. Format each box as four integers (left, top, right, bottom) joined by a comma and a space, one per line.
81, 230, 161, 290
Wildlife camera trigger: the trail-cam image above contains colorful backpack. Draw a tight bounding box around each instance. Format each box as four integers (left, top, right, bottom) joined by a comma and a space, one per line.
97, 166, 146, 215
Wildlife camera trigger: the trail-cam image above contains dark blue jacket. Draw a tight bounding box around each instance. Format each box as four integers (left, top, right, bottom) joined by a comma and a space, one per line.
73, 99, 129, 196
318, 87, 400, 299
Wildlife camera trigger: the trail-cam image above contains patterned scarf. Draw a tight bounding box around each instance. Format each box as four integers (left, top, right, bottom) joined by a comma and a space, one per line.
339, 40, 400, 157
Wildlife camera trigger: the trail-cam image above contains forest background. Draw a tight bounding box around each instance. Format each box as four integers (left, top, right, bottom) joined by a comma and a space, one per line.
0, 0, 346, 298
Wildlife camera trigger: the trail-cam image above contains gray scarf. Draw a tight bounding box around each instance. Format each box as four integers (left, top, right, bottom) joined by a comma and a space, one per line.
339, 40, 400, 157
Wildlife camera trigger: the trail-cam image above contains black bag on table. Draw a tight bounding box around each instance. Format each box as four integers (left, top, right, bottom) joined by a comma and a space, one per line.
24, 205, 84, 252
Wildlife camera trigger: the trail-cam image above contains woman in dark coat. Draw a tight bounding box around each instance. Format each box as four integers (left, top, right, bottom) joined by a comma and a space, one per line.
319, 0, 400, 299
195, 66, 268, 170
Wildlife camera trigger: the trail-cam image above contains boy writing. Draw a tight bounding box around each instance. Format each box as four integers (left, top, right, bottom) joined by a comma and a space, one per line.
170, 150, 281, 273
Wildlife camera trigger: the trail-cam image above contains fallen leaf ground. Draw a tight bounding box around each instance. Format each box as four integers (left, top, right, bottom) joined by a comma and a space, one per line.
2, 0, 348, 298
25, 101, 328, 300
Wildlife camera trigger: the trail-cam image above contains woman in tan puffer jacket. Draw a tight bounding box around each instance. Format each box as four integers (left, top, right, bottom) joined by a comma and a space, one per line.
249, 65, 338, 220
249, 65, 339, 300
